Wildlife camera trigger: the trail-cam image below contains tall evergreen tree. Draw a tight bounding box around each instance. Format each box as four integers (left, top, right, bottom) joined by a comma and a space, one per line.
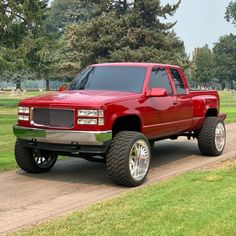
58, 0, 188, 78
45, 0, 96, 35
26, 34, 59, 90
213, 34, 236, 90
191, 45, 214, 88
0, 0, 49, 89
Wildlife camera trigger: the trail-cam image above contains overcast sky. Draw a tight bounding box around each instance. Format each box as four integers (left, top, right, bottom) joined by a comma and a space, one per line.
49, 0, 235, 55
160, 0, 235, 55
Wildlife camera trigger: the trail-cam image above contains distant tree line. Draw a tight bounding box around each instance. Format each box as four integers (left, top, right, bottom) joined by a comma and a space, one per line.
191, 1, 236, 90
0, 0, 235, 90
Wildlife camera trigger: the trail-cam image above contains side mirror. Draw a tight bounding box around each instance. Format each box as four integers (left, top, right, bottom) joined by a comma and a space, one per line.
148, 88, 168, 97
58, 84, 67, 92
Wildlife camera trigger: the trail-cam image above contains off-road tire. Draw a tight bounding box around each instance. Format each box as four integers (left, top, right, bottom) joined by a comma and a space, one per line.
106, 131, 151, 187
15, 139, 57, 173
198, 117, 226, 156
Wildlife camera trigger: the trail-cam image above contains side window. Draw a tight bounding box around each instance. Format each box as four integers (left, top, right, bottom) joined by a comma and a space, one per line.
169, 68, 186, 94
149, 68, 173, 95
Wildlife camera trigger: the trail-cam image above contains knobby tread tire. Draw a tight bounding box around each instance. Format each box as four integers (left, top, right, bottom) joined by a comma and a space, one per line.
15, 139, 57, 173
106, 131, 150, 187
198, 117, 226, 156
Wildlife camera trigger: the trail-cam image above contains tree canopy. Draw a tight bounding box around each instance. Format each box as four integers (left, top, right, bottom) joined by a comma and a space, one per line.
213, 34, 236, 90
57, 0, 188, 78
45, 0, 96, 35
225, 1, 236, 27
1, 0, 190, 89
0, 0, 50, 88
191, 45, 214, 87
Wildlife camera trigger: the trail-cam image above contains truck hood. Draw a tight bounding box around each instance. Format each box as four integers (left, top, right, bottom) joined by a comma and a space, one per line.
19, 90, 139, 108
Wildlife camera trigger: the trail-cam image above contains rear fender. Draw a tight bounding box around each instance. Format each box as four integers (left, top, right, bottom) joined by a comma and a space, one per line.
193, 95, 219, 118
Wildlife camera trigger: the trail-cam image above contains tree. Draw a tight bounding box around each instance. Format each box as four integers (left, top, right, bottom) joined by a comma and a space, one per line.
225, 1, 236, 27
0, 0, 48, 46
191, 45, 214, 88
26, 35, 59, 90
213, 34, 236, 90
57, 0, 188, 79
0, 0, 50, 89
45, 0, 96, 35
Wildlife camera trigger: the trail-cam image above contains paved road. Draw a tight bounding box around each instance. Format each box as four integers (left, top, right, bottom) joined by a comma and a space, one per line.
0, 123, 236, 235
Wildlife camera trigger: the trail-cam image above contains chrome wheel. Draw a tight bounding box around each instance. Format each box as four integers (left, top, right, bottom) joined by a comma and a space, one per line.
33, 150, 57, 169
129, 139, 150, 181
215, 122, 226, 152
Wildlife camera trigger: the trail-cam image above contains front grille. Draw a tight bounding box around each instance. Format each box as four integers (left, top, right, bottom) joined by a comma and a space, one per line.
32, 108, 74, 128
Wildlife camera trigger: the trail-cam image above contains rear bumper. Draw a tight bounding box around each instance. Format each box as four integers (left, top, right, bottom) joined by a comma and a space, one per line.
13, 125, 112, 146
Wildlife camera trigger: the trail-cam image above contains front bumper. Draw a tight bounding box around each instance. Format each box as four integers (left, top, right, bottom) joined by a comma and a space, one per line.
13, 125, 112, 146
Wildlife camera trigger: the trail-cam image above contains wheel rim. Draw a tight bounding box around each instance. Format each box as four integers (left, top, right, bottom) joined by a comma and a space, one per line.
129, 139, 150, 181
33, 150, 56, 169
215, 122, 226, 152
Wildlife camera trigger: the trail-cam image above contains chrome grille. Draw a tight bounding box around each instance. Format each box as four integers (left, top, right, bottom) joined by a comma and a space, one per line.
32, 108, 74, 128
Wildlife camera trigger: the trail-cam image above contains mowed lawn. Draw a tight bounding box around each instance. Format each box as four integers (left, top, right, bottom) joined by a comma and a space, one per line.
13, 158, 236, 236
219, 91, 236, 123
0, 90, 236, 171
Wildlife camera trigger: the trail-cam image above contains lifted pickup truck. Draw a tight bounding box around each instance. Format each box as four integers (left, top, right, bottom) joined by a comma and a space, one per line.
13, 63, 226, 186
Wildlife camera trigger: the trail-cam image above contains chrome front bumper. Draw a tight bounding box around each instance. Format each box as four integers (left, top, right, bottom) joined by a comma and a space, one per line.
13, 126, 112, 146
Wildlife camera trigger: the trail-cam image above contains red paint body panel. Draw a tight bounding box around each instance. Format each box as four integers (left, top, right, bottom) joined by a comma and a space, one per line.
17, 63, 225, 139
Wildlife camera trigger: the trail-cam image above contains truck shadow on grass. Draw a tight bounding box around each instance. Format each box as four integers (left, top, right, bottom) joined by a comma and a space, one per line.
16, 139, 202, 187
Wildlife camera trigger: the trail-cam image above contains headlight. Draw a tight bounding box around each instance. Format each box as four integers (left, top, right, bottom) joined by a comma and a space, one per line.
78, 109, 104, 117
18, 115, 29, 121
78, 118, 97, 125
18, 107, 30, 114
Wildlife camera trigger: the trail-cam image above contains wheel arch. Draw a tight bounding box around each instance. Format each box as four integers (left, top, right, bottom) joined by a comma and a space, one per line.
205, 108, 218, 117
112, 114, 143, 137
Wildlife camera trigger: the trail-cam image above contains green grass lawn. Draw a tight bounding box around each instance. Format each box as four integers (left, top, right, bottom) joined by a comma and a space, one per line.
13, 158, 236, 236
0, 91, 235, 171
219, 91, 236, 124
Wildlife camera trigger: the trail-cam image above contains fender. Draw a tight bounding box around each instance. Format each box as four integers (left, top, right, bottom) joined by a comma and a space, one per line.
110, 110, 144, 132
192, 95, 219, 118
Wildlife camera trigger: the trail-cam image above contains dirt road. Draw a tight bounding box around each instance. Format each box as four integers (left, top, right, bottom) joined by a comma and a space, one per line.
1, 123, 236, 235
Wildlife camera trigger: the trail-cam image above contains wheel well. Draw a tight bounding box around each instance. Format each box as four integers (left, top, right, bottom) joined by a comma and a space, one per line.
112, 115, 141, 137
206, 108, 218, 117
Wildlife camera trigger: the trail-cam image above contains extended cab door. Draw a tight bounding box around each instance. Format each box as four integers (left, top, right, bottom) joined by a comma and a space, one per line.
145, 67, 179, 138
167, 67, 193, 132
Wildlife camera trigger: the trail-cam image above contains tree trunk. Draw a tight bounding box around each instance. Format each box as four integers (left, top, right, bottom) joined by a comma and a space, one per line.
16, 78, 21, 90
221, 81, 225, 90
45, 78, 50, 91
230, 79, 234, 90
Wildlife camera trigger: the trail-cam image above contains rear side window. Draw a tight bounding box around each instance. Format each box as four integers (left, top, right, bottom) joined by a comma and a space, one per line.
169, 68, 186, 94
149, 68, 173, 95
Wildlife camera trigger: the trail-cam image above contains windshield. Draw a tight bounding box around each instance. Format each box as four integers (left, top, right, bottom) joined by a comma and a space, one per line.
68, 66, 147, 93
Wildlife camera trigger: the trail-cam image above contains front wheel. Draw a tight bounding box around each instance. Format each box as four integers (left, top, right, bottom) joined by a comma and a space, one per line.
106, 131, 151, 187
15, 139, 58, 173
198, 117, 226, 156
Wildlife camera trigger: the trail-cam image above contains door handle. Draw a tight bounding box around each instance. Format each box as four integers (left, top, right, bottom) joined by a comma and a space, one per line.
173, 101, 177, 105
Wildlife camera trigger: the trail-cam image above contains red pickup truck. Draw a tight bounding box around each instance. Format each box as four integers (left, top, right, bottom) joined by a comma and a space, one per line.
13, 63, 226, 186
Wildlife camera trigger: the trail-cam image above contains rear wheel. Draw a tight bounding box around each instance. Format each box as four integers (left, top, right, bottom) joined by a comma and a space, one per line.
198, 117, 226, 156
15, 139, 58, 173
106, 131, 151, 187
